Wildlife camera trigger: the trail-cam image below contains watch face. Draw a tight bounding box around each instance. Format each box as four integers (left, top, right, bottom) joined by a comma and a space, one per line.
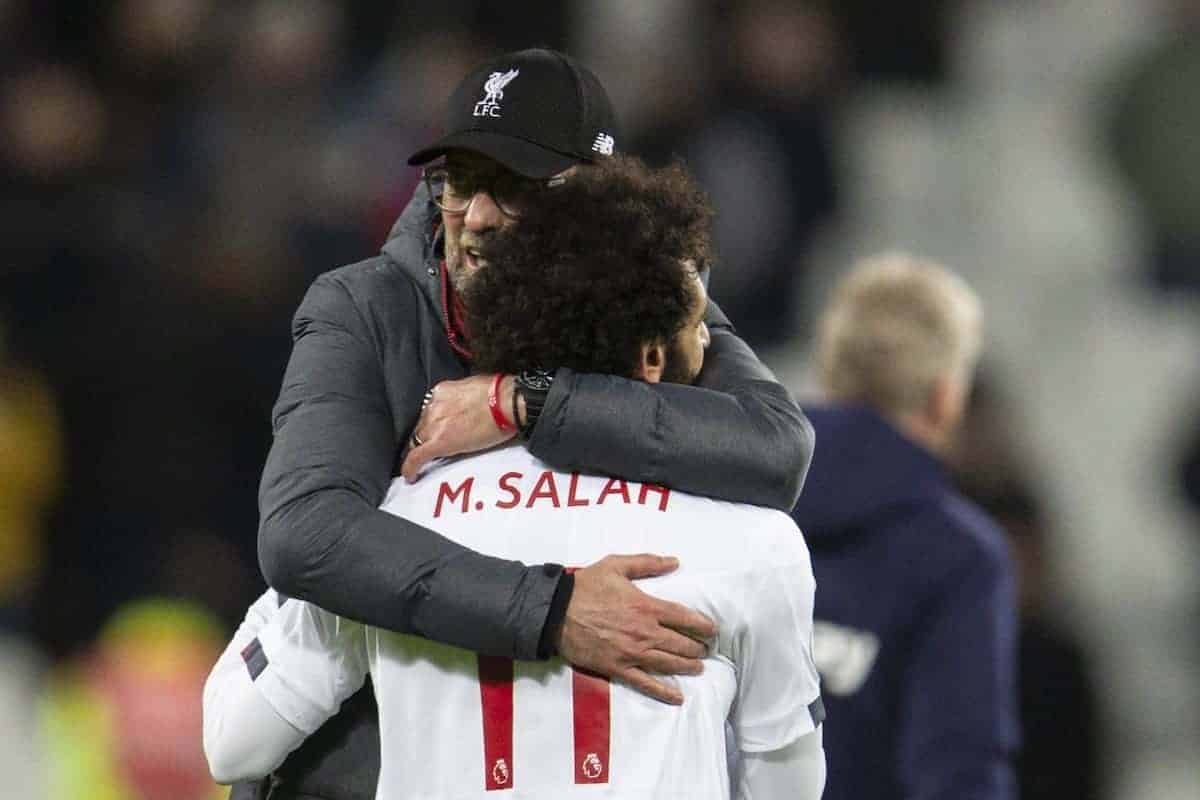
519, 370, 554, 392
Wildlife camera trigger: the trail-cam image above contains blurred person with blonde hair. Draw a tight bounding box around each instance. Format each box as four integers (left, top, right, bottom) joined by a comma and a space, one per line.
791, 253, 1019, 800
816, 252, 984, 444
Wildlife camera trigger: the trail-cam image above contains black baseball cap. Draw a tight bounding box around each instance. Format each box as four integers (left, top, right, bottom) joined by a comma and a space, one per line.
407, 48, 621, 179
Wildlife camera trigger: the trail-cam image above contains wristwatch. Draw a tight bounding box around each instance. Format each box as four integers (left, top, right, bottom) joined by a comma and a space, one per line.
514, 369, 555, 439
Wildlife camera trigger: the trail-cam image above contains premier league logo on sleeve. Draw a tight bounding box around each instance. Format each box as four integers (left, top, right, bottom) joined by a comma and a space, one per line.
474, 69, 520, 118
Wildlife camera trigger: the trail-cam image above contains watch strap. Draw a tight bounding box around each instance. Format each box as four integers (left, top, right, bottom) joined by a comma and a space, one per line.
515, 369, 554, 439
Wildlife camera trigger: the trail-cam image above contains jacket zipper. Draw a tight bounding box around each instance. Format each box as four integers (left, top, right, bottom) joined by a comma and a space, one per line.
438, 259, 473, 360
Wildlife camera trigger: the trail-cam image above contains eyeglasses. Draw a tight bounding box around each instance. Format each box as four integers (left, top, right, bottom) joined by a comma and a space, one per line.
422, 165, 566, 219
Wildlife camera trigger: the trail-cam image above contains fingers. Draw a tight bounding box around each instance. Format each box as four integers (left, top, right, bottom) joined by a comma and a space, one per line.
636, 649, 704, 677
619, 667, 683, 706
607, 553, 680, 580
401, 389, 436, 482
652, 627, 709, 661
401, 377, 515, 478
599, 554, 717, 641
652, 597, 718, 641
400, 444, 434, 483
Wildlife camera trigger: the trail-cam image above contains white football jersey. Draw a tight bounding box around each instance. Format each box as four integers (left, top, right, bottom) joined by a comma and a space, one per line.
252, 444, 821, 799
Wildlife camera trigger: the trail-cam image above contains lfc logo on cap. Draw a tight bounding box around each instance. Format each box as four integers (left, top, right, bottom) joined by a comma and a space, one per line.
474, 69, 520, 118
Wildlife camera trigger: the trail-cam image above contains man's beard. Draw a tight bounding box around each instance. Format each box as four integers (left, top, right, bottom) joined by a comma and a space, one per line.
447, 234, 492, 291
660, 336, 698, 385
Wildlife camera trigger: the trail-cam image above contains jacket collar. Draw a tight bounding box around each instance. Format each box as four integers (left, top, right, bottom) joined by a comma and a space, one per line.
380, 180, 443, 308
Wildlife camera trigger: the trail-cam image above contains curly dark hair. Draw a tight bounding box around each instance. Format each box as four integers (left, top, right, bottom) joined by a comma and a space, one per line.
465, 154, 713, 378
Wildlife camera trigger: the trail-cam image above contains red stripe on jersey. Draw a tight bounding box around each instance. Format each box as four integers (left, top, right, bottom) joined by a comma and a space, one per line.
572, 669, 611, 784
478, 655, 514, 790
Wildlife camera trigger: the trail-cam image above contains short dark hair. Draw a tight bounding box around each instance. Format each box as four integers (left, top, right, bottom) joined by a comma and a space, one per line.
465, 154, 713, 378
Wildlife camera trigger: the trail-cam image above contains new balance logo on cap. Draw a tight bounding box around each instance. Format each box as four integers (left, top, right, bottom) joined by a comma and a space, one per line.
592, 133, 615, 155
474, 69, 520, 118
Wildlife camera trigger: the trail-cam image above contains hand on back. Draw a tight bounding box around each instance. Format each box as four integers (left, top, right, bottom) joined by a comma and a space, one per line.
557, 554, 718, 705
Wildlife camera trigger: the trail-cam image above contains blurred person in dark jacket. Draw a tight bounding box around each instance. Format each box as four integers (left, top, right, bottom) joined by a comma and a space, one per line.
242, 47, 814, 800
975, 485, 1103, 800
792, 253, 1019, 800
951, 372, 1106, 799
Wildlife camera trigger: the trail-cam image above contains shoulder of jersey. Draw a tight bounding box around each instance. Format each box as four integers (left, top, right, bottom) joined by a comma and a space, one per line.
670, 495, 808, 564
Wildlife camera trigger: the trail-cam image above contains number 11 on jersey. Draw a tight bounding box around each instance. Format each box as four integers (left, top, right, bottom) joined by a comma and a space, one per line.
477, 655, 611, 791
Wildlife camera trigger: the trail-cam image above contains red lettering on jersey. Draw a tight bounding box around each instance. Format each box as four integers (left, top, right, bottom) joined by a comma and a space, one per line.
596, 478, 630, 505
525, 471, 561, 508
638, 483, 671, 512
496, 472, 523, 509
434, 477, 474, 517
566, 473, 590, 507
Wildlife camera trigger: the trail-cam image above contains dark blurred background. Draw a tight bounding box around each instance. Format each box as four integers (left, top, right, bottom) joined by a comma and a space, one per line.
1, 0, 1197, 798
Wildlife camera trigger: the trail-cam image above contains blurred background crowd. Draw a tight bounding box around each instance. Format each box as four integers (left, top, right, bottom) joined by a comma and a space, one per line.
1, 0, 1197, 797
